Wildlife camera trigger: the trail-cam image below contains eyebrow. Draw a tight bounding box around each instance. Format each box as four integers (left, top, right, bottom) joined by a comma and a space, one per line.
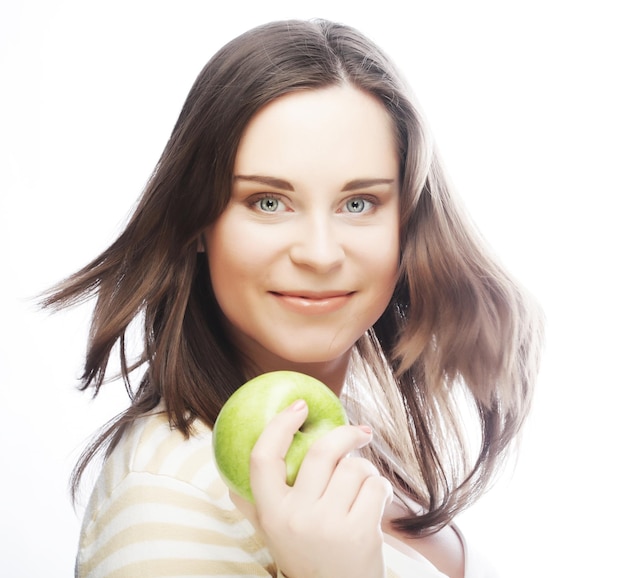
233, 175, 395, 192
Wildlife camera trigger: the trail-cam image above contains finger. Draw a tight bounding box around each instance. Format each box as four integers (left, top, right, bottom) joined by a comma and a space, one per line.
249, 399, 308, 505
291, 424, 372, 500
321, 456, 382, 513
348, 473, 394, 526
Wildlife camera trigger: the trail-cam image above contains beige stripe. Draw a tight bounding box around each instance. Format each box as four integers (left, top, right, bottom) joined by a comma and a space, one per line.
81, 522, 265, 576
204, 476, 229, 501
143, 429, 189, 473
100, 413, 170, 496
133, 412, 175, 468
81, 478, 245, 550
95, 558, 273, 578
174, 442, 215, 484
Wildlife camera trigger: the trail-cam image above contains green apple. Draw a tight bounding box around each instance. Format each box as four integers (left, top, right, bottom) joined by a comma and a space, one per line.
212, 370, 348, 502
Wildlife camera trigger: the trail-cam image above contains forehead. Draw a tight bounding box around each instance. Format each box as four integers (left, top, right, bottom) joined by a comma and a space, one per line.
234, 85, 399, 182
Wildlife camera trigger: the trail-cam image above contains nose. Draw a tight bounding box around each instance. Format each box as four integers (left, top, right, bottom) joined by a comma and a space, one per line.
289, 215, 345, 273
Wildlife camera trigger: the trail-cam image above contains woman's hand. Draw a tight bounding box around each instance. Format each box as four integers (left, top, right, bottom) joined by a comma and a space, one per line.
231, 399, 392, 578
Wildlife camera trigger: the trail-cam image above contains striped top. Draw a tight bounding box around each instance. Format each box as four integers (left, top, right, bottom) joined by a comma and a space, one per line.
75, 406, 466, 577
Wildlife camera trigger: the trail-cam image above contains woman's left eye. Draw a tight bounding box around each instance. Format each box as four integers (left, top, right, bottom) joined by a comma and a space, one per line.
344, 197, 375, 213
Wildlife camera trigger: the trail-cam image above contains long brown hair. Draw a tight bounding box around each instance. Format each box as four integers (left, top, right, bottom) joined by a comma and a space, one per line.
42, 19, 543, 536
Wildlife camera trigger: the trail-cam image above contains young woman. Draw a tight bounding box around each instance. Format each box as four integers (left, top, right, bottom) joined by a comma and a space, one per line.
44, 19, 543, 578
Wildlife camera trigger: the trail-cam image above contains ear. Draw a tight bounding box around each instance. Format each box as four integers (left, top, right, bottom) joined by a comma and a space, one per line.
197, 234, 207, 253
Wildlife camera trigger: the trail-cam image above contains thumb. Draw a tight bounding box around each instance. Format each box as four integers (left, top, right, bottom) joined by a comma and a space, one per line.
229, 489, 260, 530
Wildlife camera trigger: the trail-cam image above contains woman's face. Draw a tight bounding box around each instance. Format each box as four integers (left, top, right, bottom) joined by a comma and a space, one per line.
204, 85, 400, 391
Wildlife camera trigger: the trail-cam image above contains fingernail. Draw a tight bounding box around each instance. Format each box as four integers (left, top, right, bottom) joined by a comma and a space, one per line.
358, 425, 372, 435
291, 399, 307, 412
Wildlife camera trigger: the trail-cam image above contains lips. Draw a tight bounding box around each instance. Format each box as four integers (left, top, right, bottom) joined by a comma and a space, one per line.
269, 290, 354, 315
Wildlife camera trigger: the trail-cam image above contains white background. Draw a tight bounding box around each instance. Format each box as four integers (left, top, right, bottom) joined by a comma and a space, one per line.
2, 1, 625, 576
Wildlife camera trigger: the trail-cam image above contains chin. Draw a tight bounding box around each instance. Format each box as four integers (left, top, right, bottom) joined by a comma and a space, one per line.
280, 351, 348, 367
232, 327, 361, 377
270, 344, 354, 370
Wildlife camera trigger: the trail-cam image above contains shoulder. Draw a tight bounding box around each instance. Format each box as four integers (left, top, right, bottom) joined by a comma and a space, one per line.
413, 525, 465, 578
76, 409, 274, 577
452, 524, 503, 578
95, 406, 221, 497
81, 407, 232, 527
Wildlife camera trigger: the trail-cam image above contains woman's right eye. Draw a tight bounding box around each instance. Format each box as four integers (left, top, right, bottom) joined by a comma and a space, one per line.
252, 195, 285, 212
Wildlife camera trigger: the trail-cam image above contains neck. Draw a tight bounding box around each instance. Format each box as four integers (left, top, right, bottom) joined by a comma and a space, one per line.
243, 352, 352, 397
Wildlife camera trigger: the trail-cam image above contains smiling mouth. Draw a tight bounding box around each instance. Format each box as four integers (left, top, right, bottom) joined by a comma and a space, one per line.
270, 291, 355, 314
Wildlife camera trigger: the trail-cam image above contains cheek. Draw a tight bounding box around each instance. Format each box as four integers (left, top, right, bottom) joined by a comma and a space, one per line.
363, 224, 400, 281
205, 220, 247, 293
205, 217, 278, 304
375, 237, 401, 303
